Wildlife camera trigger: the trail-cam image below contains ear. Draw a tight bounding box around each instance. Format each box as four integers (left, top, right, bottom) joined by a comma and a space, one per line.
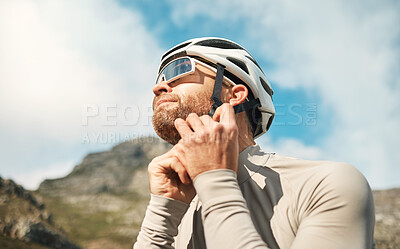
229, 84, 248, 106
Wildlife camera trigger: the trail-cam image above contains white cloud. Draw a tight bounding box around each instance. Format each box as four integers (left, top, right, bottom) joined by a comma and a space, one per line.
10, 161, 75, 190
257, 137, 324, 161
166, 0, 400, 189
0, 0, 161, 184
0, 0, 161, 141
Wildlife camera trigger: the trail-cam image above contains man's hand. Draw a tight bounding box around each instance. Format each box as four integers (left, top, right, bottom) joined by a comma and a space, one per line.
174, 103, 239, 180
148, 146, 196, 204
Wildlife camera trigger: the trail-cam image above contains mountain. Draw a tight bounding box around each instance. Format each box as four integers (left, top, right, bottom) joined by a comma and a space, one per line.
1, 136, 399, 248
0, 177, 81, 249
373, 187, 400, 248
36, 137, 171, 249
38, 137, 171, 197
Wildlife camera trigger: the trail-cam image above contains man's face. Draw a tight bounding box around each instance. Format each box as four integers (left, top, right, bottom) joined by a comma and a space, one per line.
152, 64, 216, 144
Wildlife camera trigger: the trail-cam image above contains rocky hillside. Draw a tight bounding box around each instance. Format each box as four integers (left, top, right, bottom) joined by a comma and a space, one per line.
1, 136, 399, 248
0, 177, 81, 249
39, 137, 171, 196
373, 188, 400, 248
36, 137, 171, 249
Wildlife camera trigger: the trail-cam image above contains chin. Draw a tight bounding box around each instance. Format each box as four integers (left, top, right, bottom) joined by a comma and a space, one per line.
152, 93, 213, 144
152, 109, 181, 145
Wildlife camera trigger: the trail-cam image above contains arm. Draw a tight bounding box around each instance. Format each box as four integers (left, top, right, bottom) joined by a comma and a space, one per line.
134, 195, 188, 249
174, 104, 374, 249
133, 147, 196, 249
194, 169, 271, 249
174, 104, 271, 249
182, 162, 374, 249
290, 163, 375, 249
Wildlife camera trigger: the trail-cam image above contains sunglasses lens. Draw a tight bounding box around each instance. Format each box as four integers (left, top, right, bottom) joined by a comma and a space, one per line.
157, 57, 193, 84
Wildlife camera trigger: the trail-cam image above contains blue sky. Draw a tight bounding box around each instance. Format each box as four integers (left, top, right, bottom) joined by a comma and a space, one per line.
1, 0, 399, 190
121, 0, 332, 145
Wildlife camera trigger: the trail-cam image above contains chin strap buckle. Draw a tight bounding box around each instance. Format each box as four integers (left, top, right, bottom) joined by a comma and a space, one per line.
233, 98, 261, 114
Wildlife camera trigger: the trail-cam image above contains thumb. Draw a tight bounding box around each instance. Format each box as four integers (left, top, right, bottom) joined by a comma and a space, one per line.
213, 103, 236, 125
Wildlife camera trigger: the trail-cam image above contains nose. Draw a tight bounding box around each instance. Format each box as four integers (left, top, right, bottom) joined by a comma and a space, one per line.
153, 78, 172, 96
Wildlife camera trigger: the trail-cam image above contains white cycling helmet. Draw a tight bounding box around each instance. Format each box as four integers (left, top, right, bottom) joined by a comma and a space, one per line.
157, 37, 275, 138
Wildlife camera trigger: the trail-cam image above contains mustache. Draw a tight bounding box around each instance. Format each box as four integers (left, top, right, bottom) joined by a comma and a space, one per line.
152, 94, 180, 109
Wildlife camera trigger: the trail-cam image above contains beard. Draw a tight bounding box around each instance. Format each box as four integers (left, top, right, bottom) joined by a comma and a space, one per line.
152, 92, 212, 145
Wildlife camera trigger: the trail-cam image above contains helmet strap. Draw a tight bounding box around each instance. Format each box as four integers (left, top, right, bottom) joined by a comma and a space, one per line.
208, 64, 261, 117
208, 63, 225, 117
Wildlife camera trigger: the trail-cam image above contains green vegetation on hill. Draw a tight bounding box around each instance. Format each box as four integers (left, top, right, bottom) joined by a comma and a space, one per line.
39, 190, 149, 249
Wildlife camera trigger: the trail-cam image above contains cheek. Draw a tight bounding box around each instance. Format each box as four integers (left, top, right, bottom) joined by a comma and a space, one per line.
176, 84, 210, 100
220, 87, 232, 103
171, 74, 215, 103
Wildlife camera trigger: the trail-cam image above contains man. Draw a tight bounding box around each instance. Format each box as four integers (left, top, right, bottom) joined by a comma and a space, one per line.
134, 37, 375, 249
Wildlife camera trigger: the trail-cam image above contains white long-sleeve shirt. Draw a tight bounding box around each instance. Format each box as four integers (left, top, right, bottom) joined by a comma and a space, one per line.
134, 145, 375, 249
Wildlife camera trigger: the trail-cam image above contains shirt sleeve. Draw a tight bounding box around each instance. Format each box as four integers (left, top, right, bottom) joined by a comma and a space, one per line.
193, 169, 271, 249
290, 163, 375, 249
133, 194, 189, 249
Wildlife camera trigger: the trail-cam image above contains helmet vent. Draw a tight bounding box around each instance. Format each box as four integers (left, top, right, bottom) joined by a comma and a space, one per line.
259, 77, 274, 96
227, 57, 249, 74
194, 39, 244, 50
245, 55, 264, 73
161, 42, 191, 61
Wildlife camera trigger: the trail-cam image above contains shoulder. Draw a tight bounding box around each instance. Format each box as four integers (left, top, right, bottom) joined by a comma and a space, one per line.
305, 161, 371, 200
320, 162, 374, 212
268, 153, 369, 190
318, 162, 370, 192
266, 153, 373, 211
247, 147, 373, 210
294, 161, 374, 220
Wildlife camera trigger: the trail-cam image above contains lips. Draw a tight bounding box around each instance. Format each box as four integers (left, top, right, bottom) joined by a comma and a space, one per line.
156, 99, 176, 107
153, 96, 178, 109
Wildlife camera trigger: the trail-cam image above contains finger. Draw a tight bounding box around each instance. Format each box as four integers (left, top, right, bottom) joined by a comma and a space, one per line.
199, 114, 214, 127
154, 142, 186, 165
172, 142, 192, 183
212, 103, 227, 122
174, 118, 193, 139
185, 113, 205, 132
153, 145, 180, 162
172, 142, 187, 167
213, 103, 236, 125
170, 157, 191, 184
155, 156, 190, 184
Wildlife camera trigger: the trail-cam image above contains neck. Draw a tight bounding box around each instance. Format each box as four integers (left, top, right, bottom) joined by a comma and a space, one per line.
239, 132, 255, 152
236, 113, 256, 153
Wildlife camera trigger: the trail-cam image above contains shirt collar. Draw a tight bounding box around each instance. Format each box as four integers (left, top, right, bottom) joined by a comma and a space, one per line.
237, 144, 272, 185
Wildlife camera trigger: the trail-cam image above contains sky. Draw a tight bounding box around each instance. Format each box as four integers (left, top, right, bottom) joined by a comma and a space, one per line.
1, 0, 399, 190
